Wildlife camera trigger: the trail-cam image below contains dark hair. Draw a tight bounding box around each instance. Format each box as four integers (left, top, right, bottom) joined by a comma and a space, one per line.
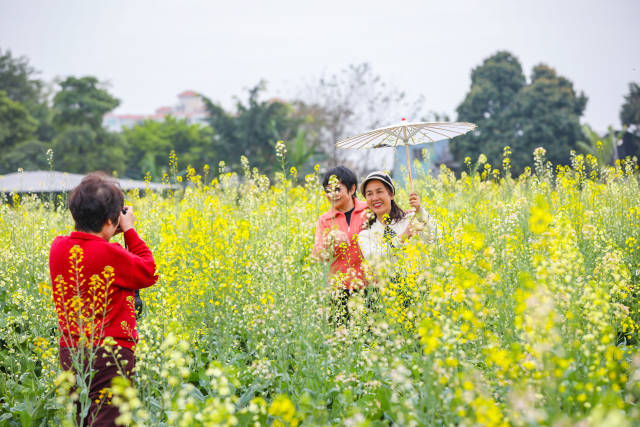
69, 172, 124, 232
322, 166, 357, 198
364, 179, 405, 228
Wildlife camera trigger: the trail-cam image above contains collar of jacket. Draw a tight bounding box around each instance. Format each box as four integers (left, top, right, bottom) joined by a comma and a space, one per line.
326, 199, 368, 219
69, 231, 108, 241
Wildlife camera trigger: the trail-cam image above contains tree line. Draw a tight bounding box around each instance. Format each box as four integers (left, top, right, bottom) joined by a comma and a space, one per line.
1, 48, 639, 180
451, 51, 640, 175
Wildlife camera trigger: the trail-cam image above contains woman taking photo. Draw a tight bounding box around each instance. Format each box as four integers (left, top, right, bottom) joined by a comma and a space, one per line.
358, 171, 437, 262
49, 172, 158, 426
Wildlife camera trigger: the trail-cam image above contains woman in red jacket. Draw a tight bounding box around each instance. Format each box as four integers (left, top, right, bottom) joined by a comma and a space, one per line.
49, 172, 158, 426
313, 166, 368, 324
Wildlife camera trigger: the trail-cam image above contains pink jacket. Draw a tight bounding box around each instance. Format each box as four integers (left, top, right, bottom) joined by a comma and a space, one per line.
313, 199, 369, 289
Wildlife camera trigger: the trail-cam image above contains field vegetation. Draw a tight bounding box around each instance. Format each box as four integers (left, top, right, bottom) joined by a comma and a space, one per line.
1, 147, 639, 426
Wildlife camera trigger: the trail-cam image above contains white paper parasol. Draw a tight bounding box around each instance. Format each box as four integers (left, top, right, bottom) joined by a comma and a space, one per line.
336, 119, 476, 190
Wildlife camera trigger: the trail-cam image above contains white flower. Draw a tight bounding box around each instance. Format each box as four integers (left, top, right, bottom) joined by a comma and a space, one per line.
275, 140, 287, 158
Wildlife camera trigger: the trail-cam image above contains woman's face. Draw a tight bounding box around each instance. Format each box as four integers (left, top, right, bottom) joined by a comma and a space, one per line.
364, 179, 393, 219
325, 182, 354, 211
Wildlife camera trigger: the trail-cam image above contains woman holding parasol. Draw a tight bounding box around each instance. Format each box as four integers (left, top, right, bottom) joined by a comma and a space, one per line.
336, 119, 475, 261
357, 171, 437, 263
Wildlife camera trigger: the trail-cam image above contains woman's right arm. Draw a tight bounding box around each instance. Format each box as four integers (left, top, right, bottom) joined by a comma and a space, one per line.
115, 229, 158, 289
313, 220, 332, 261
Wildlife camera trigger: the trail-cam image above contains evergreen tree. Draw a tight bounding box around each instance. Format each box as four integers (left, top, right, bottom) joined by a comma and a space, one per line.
452, 51, 587, 175
51, 76, 127, 175
620, 82, 640, 128
121, 116, 214, 180
0, 90, 39, 173
203, 82, 301, 175
52, 76, 120, 130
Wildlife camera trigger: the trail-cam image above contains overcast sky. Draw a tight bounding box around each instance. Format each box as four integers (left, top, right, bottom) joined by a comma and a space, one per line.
1, 0, 638, 132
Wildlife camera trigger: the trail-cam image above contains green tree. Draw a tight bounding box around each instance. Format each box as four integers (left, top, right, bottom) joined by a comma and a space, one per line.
452, 52, 587, 175
283, 126, 323, 177
0, 48, 55, 142
0, 90, 38, 148
0, 90, 39, 173
52, 76, 120, 130
2, 140, 50, 171
51, 125, 127, 175
49, 76, 128, 175
0, 50, 53, 172
505, 64, 586, 172
122, 120, 173, 179
456, 51, 526, 123
619, 82, 640, 157
620, 82, 640, 128
121, 116, 214, 179
0, 48, 43, 114
203, 82, 301, 175
451, 51, 527, 172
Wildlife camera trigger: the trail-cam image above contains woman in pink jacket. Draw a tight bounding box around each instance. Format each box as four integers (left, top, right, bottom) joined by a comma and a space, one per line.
313, 166, 368, 324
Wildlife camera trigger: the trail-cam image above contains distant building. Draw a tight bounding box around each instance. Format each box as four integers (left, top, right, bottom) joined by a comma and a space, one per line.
392, 139, 456, 183
103, 114, 147, 131
103, 90, 209, 132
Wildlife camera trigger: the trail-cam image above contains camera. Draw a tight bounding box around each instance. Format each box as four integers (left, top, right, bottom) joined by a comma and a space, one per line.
115, 208, 128, 233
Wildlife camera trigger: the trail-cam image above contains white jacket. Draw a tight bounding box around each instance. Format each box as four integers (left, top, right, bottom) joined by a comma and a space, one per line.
357, 209, 438, 262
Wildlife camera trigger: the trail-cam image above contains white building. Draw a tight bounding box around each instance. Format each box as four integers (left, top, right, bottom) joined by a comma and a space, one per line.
103, 90, 209, 132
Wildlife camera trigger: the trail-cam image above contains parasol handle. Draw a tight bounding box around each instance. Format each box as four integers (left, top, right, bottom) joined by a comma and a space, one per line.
404, 143, 414, 192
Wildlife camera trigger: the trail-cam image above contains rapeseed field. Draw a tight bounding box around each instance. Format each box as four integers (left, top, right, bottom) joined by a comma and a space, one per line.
1, 148, 639, 426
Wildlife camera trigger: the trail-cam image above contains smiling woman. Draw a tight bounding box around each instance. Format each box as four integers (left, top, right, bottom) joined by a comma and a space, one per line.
312, 166, 370, 324
358, 170, 438, 262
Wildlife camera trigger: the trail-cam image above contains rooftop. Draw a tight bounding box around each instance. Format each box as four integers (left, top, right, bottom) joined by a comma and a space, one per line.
178, 90, 199, 98
0, 171, 169, 193
104, 113, 147, 120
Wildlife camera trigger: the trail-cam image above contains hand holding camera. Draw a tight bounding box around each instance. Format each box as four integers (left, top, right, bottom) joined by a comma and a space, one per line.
116, 206, 135, 234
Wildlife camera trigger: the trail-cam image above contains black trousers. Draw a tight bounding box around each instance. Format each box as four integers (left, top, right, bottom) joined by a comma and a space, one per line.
60, 346, 135, 427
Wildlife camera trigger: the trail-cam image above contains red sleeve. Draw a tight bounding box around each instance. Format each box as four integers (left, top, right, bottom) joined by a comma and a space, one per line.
111, 228, 158, 290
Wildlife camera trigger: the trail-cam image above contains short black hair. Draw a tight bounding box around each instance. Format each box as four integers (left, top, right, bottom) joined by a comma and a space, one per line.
69, 172, 124, 232
322, 166, 358, 198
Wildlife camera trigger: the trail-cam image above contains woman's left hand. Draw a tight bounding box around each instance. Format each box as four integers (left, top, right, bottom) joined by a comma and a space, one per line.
409, 192, 421, 213
401, 225, 415, 241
